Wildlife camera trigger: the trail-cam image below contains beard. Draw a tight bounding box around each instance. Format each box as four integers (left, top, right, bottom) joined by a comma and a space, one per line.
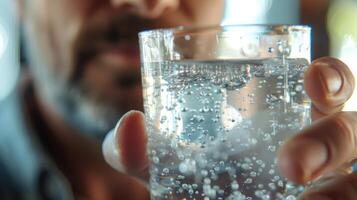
54, 83, 123, 139
27, 59, 143, 139
24, 14, 152, 139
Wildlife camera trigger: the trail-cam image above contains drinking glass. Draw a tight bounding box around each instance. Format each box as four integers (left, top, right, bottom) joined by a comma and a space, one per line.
139, 25, 311, 200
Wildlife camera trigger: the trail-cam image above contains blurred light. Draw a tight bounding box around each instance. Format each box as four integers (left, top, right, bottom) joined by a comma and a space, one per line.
328, 1, 357, 43
220, 0, 272, 58
0, 24, 7, 59
222, 0, 299, 25
339, 37, 357, 67
337, 37, 357, 111
328, 1, 357, 111
0, 0, 20, 101
222, 0, 272, 25
220, 0, 300, 59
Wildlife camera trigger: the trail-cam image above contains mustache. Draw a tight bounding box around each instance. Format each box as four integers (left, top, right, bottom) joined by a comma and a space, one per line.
114, 68, 142, 88
70, 15, 154, 84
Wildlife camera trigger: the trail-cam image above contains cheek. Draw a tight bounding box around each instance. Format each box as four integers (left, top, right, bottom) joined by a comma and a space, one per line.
182, 0, 225, 26
81, 63, 114, 98
50, 2, 86, 81
29, 0, 89, 82
197, 1, 224, 25
152, 0, 224, 28
25, 0, 59, 78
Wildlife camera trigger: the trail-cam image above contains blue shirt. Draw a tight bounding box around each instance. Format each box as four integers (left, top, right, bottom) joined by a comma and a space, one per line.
0, 83, 73, 200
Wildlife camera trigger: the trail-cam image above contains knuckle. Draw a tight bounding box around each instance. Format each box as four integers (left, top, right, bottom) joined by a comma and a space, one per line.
326, 112, 357, 158
330, 112, 354, 142
327, 112, 357, 160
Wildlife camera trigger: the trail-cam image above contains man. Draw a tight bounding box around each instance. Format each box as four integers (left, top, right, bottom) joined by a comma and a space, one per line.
0, 0, 356, 199
2, 0, 224, 199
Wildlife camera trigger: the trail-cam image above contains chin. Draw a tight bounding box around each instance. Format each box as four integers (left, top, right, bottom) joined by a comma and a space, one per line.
46, 85, 124, 139
66, 89, 144, 139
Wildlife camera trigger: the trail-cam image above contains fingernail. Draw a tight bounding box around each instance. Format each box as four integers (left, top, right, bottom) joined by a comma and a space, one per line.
279, 139, 328, 183
114, 111, 131, 135
317, 62, 343, 94
102, 129, 125, 172
102, 113, 132, 172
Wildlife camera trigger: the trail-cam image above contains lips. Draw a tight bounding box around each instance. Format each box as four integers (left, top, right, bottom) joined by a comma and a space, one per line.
97, 42, 141, 67
72, 38, 142, 83
70, 14, 154, 85
84, 41, 142, 90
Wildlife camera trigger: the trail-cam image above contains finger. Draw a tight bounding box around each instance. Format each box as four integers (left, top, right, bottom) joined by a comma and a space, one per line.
102, 110, 149, 181
305, 57, 354, 119
311, 104, 344, 121
299, 172, 357, 200
305, 163, 352, 188
278, 111, 357, 184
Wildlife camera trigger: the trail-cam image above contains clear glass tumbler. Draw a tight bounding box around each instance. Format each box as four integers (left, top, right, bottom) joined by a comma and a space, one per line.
139, 25, 311, 200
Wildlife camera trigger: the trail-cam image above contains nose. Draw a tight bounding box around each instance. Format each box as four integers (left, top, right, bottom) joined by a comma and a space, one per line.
110, 0, 179, 18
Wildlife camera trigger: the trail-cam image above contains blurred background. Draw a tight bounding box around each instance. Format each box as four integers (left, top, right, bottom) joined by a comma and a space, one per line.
0, 0, 356, 107
0, 0, 19, 102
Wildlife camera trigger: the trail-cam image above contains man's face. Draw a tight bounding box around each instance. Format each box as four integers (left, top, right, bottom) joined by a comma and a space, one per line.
22, 0, 224, 136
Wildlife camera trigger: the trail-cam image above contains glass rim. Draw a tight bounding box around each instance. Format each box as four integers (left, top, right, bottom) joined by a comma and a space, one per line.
138, 24, 311, 38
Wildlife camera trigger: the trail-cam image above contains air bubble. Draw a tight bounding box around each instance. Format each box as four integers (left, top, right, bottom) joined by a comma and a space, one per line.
153, 156, 159, 164
256, 160, 264, 165
204, 178, 211, 185
250, 171, 257, 177
177, 175, 185, 180
147, 59, 309, 199
273, 176, 280, 181
182, 183, 188, 189
162, 168, 169, 174
277, 41, 292, 57
268, 183, 276, 190
179, 159, 197, 174
160, 116, 167, 123
231, 180, 239, 190
268, 47, 275, 53
295, 84, 303, 92
268, 145, 276, 152
244, 178, 253, 184
278, 180, 284, 187
250, 138, 258, 145
286, 195, 296, 200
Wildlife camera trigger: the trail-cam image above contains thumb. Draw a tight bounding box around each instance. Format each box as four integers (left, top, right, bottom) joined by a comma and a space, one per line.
102, 110, 149, 182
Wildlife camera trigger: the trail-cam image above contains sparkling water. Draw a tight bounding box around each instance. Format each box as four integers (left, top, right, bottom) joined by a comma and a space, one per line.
142, 58, 311, 200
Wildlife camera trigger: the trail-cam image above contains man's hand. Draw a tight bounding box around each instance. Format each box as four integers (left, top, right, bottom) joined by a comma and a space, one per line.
278, 57, 356, 199
103, 110, 150, 182
102, 57, 356, 199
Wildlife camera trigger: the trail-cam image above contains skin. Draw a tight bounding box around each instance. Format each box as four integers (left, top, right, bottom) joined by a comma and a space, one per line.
19, 0, 224, 199
105, 57, 357, 200
18, 0, 357, 199
21, 0, 225, 135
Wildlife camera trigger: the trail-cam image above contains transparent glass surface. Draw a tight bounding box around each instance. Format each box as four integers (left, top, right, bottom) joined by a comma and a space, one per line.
139, 25, 311, 200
